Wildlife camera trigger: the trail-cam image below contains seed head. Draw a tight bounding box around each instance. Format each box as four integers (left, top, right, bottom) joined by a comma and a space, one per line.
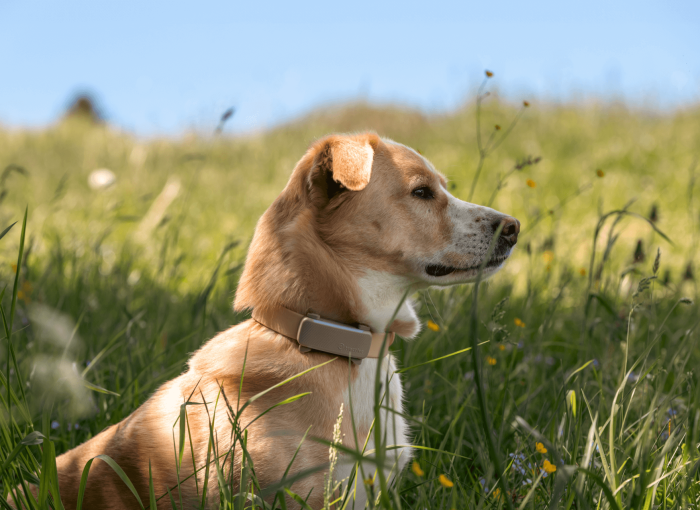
662, 269, 671, 286
495, 124, 501, 131
633, 240, 645, 263
683, 263, 694, 281
220, 107, 235, 122
649, 204, 659, 223
485, 70, 494, 78
523, 101, 530, 107
596, 169, 605, 178
652, 248, 661, 275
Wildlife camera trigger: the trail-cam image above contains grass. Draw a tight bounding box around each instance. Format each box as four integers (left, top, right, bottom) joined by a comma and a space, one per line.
0, 81, 699, 508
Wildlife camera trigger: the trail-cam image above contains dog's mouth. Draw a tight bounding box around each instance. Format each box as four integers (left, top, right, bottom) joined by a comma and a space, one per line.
425, 254, 509, 278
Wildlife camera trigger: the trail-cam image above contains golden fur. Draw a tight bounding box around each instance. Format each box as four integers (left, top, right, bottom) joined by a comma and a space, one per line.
12, 133, 518, 509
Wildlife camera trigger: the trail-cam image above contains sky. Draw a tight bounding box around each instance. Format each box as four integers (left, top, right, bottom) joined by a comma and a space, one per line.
1, 0, 699, 136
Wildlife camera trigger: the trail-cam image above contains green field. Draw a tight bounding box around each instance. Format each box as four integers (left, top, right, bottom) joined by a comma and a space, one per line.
1, 89, 699, 509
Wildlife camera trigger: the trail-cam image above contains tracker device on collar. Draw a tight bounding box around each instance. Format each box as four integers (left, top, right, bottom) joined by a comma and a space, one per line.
252, 307, 395, 364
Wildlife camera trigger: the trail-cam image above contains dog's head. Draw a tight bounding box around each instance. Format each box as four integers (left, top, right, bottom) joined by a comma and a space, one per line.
235, 133, 519, 335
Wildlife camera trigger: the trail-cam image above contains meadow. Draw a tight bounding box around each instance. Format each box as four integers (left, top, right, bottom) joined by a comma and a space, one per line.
1, 82, 699, 509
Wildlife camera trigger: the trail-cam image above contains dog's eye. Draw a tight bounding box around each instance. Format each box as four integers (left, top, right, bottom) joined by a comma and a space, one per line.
411, 187, 434, 200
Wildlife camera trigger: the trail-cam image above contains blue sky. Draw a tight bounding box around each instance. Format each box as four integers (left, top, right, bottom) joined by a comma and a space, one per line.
1, 0, 698, 135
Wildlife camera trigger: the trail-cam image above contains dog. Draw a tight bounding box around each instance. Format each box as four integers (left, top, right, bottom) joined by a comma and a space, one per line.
13, 133, 518, 509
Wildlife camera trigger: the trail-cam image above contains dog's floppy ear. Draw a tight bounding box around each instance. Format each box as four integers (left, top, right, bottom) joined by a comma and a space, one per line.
325, 137, 374, 191
307, 134, 377, 205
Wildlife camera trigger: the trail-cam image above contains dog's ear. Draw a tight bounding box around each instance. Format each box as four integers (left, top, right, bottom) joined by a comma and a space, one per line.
307, 135, 376, 205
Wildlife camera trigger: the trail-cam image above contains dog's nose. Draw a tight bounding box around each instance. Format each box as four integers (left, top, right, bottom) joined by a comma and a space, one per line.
491, 216, 520, 246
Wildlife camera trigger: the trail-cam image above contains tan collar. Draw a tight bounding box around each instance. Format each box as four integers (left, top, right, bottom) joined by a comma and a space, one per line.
252, 307, 395, 363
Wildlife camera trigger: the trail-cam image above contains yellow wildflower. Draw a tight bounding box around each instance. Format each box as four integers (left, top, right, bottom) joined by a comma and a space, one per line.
536, 442, 547, 454
411, 461, 424, 477
438, 474, 454, 488
596, 169, 605, 177
543, 459, 557, 473
486, 356, 497, 366
495, 124, 501, 131
364, 476, 375, 485
11, 264, 17, 272
526, 179, 536, 188
426, 320, 440, 332
543, 250, 554, 263
485, 70, 494, 78
514, 318, 526, 328
579, 268, 587, 276
498, 344, 506, 351
493, 488, 501, 499
523, 101, 530, 107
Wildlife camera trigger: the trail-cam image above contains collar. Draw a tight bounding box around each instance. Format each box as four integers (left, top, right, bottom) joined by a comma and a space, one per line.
252, 307, 395, 364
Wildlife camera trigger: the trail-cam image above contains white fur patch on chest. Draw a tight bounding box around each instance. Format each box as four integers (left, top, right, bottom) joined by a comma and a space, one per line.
342, 357, 402, 430
335, 356, 411, 506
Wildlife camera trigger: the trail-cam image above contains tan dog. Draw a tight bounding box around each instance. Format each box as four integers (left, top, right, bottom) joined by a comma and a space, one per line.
17, 133, 519, 509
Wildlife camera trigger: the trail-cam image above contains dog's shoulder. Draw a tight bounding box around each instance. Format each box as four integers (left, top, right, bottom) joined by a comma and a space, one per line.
187, 319, 314, 382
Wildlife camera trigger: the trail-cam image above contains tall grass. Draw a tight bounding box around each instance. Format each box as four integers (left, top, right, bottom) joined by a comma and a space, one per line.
0, 83, 699, 508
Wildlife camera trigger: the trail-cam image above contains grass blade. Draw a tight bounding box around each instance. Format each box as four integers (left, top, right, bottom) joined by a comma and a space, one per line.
578, 469, 622, 510
395, 342, 488, 373
76, 455, 146, 510
0, 221, 17, 243
149, 460, 157, 510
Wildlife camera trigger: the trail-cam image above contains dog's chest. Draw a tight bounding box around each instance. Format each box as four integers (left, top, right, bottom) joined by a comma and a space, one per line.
341, 355, 407, 447
334, 354, 410, 498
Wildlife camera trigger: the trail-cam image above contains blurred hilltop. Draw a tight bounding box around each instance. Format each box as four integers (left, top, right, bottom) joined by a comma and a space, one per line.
0, 96, 698, 294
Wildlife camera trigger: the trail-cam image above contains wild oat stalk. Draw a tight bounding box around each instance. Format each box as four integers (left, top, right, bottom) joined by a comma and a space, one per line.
324, 404, 344, 510
467, 70, 529, 202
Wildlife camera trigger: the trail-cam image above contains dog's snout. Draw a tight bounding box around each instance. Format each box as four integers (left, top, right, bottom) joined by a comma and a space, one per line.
491, 217, 520, 246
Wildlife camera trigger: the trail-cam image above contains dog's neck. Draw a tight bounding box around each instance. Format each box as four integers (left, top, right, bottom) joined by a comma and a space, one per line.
355, 269, 420, 337
235, 208, 421, 338
282, 269, 420, 338
278, 241, 420, 338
